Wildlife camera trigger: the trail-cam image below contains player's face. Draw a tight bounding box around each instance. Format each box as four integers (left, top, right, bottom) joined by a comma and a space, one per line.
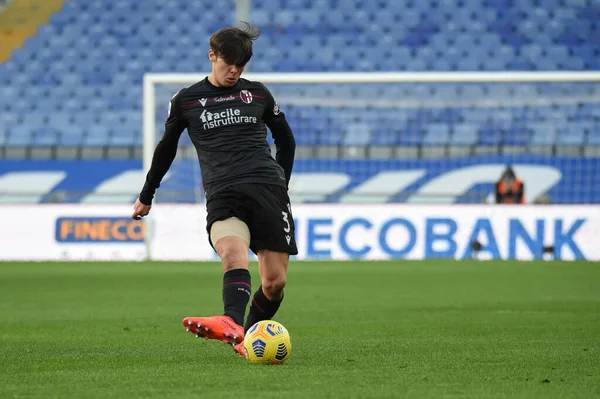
503, 177, 515, 186
209, 50, 245, 87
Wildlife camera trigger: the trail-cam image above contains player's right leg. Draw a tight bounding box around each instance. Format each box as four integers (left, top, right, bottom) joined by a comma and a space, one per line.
183, 217, 250, 344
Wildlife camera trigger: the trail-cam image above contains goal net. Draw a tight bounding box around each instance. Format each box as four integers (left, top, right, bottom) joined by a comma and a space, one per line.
143, 72, 600, 206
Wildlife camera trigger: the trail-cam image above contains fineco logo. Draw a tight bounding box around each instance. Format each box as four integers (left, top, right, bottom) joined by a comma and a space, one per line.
55, 217, 145, 243
200, 108, 258, 130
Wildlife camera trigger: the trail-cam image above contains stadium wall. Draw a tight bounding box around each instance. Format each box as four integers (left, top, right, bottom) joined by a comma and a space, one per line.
1, 204, 598, 261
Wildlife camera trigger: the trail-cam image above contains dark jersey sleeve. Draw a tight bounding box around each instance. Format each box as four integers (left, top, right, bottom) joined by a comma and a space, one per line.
261, 84, 296, 186
139, 89, 188, 205
515, 182, 524, 203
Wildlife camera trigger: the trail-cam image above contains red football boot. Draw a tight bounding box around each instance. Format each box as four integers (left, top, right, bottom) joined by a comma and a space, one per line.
233, 342, 248, 359
182, 316, 244, 344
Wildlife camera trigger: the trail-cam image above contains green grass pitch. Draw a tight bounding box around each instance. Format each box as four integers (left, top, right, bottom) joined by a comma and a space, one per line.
1, 260, 599, 398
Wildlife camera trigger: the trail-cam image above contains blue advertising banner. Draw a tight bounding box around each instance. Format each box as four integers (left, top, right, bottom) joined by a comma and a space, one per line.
0, 156, 598, 204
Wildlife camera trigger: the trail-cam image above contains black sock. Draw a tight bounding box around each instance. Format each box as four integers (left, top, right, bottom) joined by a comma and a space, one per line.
244, 286, 283, 332
222, 269, 251, 327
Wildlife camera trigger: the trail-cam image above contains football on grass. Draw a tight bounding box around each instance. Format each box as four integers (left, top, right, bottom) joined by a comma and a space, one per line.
243, 320, 291, 364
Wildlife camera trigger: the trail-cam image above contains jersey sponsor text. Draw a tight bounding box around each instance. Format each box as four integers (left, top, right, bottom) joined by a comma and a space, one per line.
200, 108, 258, 130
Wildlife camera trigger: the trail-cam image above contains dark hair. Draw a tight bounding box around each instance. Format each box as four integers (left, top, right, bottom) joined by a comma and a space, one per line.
501, 165, 516, 180
210, 22, 260, 67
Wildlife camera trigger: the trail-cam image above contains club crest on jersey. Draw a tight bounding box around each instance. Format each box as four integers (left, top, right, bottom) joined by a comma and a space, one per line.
240, 90, 253, 104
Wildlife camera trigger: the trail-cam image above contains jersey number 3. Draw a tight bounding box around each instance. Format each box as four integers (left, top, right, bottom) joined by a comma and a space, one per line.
281, 211, 291, 233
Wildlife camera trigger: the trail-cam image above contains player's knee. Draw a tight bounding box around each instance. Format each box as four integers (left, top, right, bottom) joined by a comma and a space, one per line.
215, 239, 249, 271
262, 276, 286, 298
219, 250, 248, 271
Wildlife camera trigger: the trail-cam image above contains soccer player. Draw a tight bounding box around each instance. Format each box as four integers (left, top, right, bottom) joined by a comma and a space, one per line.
131, 23, 297, 358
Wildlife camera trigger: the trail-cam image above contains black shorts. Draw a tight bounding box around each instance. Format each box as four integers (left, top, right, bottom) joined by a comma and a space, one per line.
206, 184, 298, 255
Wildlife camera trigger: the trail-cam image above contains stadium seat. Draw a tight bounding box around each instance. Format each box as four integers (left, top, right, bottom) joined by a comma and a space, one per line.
503, 128, 531, 146
343, 123, 372, 145
569, 121, 596, 136
370, 131, 398, 146
556, 129, 585, 145
586, 130, 600, 145
83, 126, 111, 146
451, 125, 479, 145
478, 125, 504, 145
529, 126, 557, 145
319, 129, 344, 146
6, 131, 33, 147
58, 130, 85, 146
423, 124, 451, 145
31, 128, 60, 146
109, 134, 139, 146
398, 128, 423, 146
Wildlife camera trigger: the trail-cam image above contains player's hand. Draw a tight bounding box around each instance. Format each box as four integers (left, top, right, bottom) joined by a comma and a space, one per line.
132, 198, 151, 220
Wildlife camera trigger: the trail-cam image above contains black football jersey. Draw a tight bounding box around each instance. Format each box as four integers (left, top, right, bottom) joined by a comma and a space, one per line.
140, 77, 296, 203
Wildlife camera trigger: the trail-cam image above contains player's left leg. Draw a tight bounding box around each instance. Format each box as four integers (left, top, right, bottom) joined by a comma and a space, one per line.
243, 249, 289, 332
234, 249, 288, 358
230, 184, 296, 358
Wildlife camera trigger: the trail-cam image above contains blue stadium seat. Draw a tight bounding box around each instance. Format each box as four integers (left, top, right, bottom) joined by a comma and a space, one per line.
1, 112, 22, 129
83, 126, 111, 146
503, 128, 530, 145
478, 125, 503, 145
529, 123, 558, 145
22, 114, 48, 132
371, 127, 399, 145
586, 127, 600, 144
31, 128, 60, 146
451, 125, 478, 145
294, 130, 320, 146
423, 124, 451, 145
556, 129, 585, 145
431, 86, 459, 102
343, 123, 372, 145
74, 114, 99, 128
460, 85, 486, 100
455, 55, 481, 71
58, 130, 85, 146
398, 128, 423, 146
6, 131, 33, 147
109, 133, 139, 146
319, 128, 344, 145
569, 121, 596, 136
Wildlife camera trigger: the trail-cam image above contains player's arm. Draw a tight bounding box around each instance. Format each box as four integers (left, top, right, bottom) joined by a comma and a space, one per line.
134, 90, 187, 216
262, 85, 296, 186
